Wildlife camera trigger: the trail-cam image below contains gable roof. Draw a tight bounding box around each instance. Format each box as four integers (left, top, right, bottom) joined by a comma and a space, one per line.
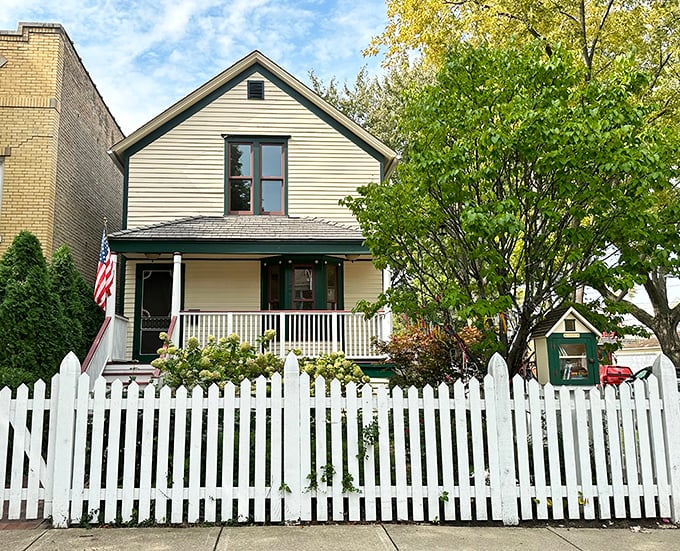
108, 50, 398, 178
530, 306, 600, 338
107, 215, 369, 255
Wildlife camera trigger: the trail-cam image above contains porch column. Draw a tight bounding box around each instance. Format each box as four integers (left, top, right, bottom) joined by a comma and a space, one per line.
171, 252, 182, 318
382, 266, 393, 340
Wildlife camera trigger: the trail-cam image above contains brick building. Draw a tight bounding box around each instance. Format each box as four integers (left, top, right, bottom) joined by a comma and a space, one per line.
0, 22, 124, 282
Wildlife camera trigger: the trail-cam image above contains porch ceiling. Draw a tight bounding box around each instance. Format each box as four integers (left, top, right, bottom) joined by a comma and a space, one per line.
108, 215, 370, 255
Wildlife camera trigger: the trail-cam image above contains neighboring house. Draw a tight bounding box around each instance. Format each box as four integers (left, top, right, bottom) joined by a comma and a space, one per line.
84, 51, 397, 382
613, 336, 662, 371
0, 22, 124, 282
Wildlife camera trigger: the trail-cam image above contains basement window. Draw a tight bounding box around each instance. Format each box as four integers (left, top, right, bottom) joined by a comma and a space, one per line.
247, 80, 264, 100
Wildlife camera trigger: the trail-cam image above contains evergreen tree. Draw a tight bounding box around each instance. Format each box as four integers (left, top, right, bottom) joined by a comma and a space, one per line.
49, 246, 86, 360
0, 232, 68, 386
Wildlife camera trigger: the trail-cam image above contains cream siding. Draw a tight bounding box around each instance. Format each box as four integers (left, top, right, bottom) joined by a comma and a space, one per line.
184, 261, 260, 311
343, 260, 382, 311
123, 259, 139, 360
126, 72, 380, 228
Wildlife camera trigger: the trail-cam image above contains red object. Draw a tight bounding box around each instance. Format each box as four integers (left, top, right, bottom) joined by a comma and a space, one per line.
94, 227, 114, 310
599, 364, 633, 386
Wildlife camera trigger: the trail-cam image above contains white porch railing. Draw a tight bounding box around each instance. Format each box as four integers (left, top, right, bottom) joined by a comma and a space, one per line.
178, 311, 388, 359
111, 314, 128, 361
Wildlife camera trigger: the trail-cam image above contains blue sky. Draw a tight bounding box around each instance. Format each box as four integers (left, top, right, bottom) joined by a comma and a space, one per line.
0, 0, 388, 134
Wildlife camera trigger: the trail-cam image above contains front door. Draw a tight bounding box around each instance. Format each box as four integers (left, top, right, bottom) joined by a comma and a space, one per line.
134, 266, 173, 362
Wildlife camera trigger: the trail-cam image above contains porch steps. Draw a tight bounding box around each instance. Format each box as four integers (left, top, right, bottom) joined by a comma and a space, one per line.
101, 362, 157, 386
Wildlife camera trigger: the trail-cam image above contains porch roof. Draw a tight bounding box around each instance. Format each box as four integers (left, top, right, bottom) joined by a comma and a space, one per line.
108, 215, 369, 255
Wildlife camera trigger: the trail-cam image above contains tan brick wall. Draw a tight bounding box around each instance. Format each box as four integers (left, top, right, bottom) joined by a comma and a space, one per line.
53, 29, 124, 282
0, 23, 123, 282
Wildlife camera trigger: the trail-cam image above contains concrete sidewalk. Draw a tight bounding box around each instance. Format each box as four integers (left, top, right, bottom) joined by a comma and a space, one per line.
3, 524, 679, 551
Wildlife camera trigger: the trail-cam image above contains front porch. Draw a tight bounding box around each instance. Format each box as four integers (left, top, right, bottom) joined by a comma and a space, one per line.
84, 215, 395, 382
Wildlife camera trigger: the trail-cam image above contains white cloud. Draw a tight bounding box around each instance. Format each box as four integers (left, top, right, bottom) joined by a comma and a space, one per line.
0, 0, 388, 134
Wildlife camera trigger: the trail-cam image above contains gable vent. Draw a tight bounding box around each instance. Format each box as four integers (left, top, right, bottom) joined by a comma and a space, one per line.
247, 80, 265, 100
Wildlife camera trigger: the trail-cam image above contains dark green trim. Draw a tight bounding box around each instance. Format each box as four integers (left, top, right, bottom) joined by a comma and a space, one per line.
337, 262, 344, 311
117, 62, 388, 207
223, 134, 291, 140
356, 361, 394, 379
122, 162, 129, 229
110, 239, 368, 255
116, 256, 127, 315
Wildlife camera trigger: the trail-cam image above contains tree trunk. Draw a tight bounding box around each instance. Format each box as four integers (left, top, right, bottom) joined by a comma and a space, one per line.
648, 317, 680, 369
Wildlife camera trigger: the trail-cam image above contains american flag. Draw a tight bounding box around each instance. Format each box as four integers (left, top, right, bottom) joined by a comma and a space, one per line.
94, 227, 114, 310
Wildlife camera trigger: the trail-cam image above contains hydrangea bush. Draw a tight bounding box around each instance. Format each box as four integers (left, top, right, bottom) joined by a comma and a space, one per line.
152, 331, 370, 391
151, 330, 283, 389
299, 351, 370, 392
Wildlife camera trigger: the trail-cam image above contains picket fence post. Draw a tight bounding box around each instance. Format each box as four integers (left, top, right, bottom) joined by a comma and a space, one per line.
651, 354, 680, 523
488, 353, 519, 525
50, 353, 81, 528
283, 351, 301, 521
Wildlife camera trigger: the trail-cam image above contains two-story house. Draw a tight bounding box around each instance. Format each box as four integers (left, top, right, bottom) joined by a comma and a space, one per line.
0, 23, 123, 282
84, 51, 397, 382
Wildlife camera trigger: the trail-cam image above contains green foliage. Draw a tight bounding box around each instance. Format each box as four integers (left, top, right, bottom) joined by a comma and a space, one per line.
304, 471, 318, 493
48, 245, 88, 362
299, 351, 369, 392
376, 324, 490, 388
310, 58, 433, 153
0, 234, 104, 388
344, 42, 679, 373
153, 333, 371, 392
0, 231, 69, 386
151, 330, 283, 389
341, 472, 360, 494
320, 463, 335, 484
357, 417, 379, 461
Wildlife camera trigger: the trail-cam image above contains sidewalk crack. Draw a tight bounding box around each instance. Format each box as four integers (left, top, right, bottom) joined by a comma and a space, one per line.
213, 525, 224, 551
546, 526, 585, 550
23, 528, 49, 551
380, 523, 399, 550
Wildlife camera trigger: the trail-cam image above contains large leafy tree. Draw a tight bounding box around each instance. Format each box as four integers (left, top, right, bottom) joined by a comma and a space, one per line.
343, 43, 679, 373
368, 0, 680, 364
369, 1, 680, 87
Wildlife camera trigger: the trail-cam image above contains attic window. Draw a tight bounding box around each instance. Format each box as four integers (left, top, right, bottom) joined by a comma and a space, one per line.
564, 318, 576, 332
247, 80, 264, 100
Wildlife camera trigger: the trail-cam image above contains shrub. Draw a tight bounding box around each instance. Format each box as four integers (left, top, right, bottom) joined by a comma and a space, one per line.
152, 330, 283, 389
299, 351, 370, 392
152, 332, 370, 392
375, 323, 488, 388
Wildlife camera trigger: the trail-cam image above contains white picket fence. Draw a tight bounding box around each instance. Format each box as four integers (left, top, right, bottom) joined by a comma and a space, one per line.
1, 352, 679, 528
